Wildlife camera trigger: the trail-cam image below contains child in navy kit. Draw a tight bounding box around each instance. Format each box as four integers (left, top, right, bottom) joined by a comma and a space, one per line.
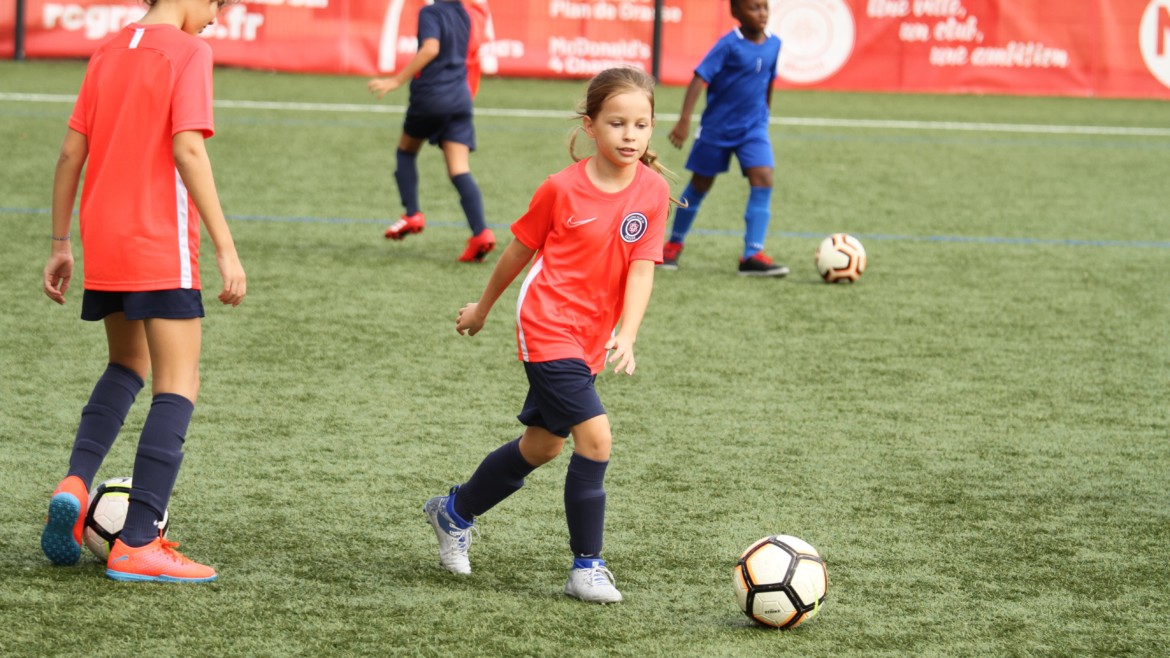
41, 0, 245, 583
661, 0, 789, 277
424, 67, 673, 603
368, 0, 495, 263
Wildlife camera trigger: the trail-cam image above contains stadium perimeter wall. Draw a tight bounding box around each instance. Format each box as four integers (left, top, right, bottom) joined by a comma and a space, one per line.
1, 0, 1169, 99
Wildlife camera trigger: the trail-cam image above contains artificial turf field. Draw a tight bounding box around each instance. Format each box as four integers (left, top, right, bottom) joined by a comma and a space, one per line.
1, 60, 1168, 656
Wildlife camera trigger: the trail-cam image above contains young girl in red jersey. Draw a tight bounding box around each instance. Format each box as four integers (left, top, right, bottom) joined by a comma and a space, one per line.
41, 0, 245, 583
424, 67, 673, 604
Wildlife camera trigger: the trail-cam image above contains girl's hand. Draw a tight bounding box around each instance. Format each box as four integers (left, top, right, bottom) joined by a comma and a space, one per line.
605, 335, 636, 375
367, 77, 401, 100
216, 251, 246, 307
456, 302, 486, 336
43, 250, 74, 305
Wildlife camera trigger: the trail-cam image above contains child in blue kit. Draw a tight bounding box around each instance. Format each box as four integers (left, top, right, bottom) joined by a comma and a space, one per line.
661, 0, 789, 277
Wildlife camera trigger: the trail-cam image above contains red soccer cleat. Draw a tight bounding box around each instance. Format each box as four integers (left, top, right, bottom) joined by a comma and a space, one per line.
458, 228, 496, 263
106, 537, 218, 583
384, 212, 426, 240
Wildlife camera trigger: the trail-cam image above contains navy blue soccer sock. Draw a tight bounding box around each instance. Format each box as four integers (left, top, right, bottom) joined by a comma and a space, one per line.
669, 181, 707, 244
565, 452, 608, 559
120, 393, 193, 547
394, 149, 420, 216
743, 186, 772, 259
67, 363, 144, 489
452, 437, 536, 521
451, 172, 487, 236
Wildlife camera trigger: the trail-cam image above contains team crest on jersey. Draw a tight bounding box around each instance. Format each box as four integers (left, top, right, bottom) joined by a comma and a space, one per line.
619, 212, 648, 243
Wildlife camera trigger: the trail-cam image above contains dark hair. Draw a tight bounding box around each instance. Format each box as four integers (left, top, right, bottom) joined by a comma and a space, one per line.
568, 68, 672, 179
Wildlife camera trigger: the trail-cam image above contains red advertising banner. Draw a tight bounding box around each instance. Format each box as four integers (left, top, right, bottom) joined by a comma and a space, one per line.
2, 0, 1169, 99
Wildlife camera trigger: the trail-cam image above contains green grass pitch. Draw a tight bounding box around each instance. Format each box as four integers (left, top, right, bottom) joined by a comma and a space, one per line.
1, 60, 1169, 656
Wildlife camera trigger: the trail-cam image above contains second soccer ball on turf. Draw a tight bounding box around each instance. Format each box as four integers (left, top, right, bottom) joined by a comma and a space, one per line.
815, 233, 867, 283
83, 477, 169, 560
733, 535, 828, 629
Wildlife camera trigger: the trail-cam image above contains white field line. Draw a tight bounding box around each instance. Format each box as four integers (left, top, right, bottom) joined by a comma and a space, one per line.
3, 92, 1169, 137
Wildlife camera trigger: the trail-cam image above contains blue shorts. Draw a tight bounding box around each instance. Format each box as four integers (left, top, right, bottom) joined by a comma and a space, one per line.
517, 359, 607, 438
81, 290, 205, 322
686, 129, 774, 176
403, 107, 476, 151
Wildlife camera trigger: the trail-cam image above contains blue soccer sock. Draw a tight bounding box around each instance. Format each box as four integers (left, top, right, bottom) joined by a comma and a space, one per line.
452, 437, 536, 522
565, 452, 608, 559
743, 186, 772, 259
67, 363, 144, 489
121, 394, 192, 547
394, 149, 420, 216
669, 181, 708, 244
451, 172, 487, 236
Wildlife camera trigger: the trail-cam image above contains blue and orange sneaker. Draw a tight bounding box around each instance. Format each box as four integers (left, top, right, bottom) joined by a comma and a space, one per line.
106, 537, 218, 583
41, 475, 88, 566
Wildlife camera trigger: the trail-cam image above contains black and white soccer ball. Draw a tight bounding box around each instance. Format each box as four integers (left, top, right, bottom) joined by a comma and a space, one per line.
733, 535, 828, 629
83, 477, 169, 560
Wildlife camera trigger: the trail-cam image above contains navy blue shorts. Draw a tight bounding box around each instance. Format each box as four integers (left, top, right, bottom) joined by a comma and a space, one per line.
81, 290, 205, 322
403, 107, 477, 150
686, 128, 774, 176
517, 359, 607, 438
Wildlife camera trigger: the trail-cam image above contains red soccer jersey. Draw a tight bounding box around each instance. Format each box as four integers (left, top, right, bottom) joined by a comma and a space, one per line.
68, 23, 215, 292
511, 159, 669, 374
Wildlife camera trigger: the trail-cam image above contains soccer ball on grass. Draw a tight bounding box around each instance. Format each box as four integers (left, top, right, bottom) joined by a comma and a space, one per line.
814, 233, 866, 283
83, 477, 169, 560
733, 535, 828, 629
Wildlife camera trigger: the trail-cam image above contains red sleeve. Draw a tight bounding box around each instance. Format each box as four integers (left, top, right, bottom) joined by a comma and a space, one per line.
511, 178, 558, 251
67, 63, 95, 135
171, 42, 215, 138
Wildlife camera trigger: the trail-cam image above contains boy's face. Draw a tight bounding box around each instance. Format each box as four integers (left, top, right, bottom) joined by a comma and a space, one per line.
732, 0, 770, 33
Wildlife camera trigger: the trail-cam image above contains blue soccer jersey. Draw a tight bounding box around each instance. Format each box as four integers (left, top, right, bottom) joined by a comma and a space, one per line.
409, 0, 471, 114
693, 28, 781, 147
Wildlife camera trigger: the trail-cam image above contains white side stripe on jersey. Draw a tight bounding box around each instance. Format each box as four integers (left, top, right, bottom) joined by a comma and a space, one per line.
515, 255, 543, 362
174, 169, 192, 289
129, 28, 144, 49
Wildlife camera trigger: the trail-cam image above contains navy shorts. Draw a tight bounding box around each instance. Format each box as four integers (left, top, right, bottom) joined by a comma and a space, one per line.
81, 289, 205, 322
686, 128, 774, 176
517, 359, 607, 438
403, 107, 477, 151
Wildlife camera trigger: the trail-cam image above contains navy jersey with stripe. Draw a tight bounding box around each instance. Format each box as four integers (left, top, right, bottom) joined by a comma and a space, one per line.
693, 28, 781, 147
409, 0, 472, 114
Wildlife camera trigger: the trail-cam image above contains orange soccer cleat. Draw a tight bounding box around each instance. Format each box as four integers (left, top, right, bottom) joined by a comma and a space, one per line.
106, 537, 218, 583
41, 475, 88, 566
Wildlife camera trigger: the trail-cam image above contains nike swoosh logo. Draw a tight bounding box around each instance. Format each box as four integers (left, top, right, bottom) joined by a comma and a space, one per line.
566, 216, 597, 227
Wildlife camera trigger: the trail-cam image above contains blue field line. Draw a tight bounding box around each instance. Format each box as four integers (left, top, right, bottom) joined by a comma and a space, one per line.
5, 206, 1168, 249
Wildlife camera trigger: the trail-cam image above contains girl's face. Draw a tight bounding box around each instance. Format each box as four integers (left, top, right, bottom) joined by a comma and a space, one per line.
183, 0, 224, 35
583, 90, 654, 171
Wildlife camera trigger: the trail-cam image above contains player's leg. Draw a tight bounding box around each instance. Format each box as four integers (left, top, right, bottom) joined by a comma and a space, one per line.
563, 414, 622, 603
107, 292, 215, 583
424, 395, 562, 575
385, 127, 427, 239
736, 133, 788, 277
662, 137, 729, 270
440, 120, 494, 262
43, 300, 148, 565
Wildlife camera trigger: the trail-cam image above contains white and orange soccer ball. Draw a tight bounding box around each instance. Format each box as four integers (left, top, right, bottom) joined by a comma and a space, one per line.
815, 233, 867, 283
733, 535, 828, 629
